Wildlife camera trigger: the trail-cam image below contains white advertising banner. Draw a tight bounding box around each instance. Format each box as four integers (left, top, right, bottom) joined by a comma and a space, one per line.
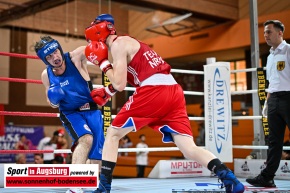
234, 159, 290, 180
204, 62, 233, 162
148, 160, 211, 179
4, 164, 99, 188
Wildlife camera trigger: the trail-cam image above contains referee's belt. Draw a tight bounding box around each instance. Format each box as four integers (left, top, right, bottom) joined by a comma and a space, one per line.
271, 91, 290, 97
78, 102, 98, 111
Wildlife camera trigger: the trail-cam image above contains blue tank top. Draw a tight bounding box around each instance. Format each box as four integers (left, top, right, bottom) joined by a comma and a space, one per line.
47, 52, 94, 113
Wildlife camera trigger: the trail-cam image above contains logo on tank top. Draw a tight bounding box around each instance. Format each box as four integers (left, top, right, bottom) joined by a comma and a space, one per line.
276, 61, 285, 71
83, 124, 92, 132
60, 80, 69, 87
143, 50, 165, 68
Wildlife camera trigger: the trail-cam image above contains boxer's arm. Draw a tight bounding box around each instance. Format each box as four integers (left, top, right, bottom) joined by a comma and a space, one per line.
41, 70, 65, 108
106, 38, 130, 91
70, 46, 87, 66
41, 70, 54, 107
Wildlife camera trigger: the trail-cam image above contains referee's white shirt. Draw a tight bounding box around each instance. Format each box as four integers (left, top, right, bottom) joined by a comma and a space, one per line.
266, 40, 290, 93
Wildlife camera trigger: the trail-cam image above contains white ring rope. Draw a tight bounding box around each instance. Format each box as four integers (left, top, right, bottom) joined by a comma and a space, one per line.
52, 115, 261, 120
171, 69, 204, 75
52, 145, 290, 154
230, 67, 266, 73
93, 85, 205, 96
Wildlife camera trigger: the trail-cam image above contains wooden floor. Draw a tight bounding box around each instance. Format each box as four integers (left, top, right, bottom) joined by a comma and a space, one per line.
1, 176, 290, 193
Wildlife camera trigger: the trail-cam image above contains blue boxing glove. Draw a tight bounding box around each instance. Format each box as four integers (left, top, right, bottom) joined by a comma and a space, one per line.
47, 85, 65, 108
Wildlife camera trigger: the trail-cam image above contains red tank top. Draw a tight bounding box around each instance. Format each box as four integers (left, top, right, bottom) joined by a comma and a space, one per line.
116, 37, 171, 87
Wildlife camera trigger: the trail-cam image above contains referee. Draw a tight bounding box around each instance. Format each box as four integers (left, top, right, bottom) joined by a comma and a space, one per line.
247, 20, 290, 187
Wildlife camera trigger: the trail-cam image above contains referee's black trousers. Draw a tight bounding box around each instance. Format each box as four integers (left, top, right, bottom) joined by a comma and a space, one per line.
262, 91, 290, 178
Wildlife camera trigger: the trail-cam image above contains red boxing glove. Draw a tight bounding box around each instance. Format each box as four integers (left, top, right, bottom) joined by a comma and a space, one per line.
85, 41, 112, 73
91, 84, 117, 106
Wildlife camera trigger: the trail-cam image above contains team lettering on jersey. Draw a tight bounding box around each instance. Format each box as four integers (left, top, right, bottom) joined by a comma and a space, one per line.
60, 80, 69, 87
143, 50, 165, 68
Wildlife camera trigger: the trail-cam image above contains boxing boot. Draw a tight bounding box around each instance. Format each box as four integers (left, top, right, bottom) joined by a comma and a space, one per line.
216, 165, 245, 193
92, 174, 111, 193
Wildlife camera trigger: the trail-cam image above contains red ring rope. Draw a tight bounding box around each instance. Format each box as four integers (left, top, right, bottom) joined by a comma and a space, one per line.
0, 77, 42, 84
0, 150, 54, 154
0, 111, 59, 117
0, 51, 39, 59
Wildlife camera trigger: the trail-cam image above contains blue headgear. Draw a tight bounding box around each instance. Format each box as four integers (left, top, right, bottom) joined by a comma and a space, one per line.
36, 39, 64, 67
95, 14, 114, 25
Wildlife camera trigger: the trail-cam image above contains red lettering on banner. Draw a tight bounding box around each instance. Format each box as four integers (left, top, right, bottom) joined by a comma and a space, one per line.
171, 171, 202, 174
28, 167, 69, 176
5, 176, 97, 187
171, 161, 202, 169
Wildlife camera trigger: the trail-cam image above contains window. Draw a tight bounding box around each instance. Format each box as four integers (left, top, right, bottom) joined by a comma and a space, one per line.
230, 61, 247, 91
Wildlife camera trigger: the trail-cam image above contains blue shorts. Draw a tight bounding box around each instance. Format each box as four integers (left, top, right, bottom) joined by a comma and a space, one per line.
60, 110, 104, 160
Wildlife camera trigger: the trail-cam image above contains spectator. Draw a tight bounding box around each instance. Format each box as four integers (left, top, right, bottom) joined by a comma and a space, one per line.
282, 134, 290, 160
15, 154, 26, 164
136, 134, 148, 178
37, 130, 58, 164
15, 134, 31, 150
196, 104, 205, 146
52, 155, 64, 164
34, 153, 44, 164
195, 121, 205, 146
54, 129, 68, 163
119, 135, 133, 156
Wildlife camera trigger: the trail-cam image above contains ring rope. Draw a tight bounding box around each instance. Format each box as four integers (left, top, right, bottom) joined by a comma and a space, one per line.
0, 111, 59, 117
0, 77, 268, 96
0, 52, 266, 74
0, 77, 205, 96
1, 145, 290, 154
0, 110, 263, 121
88, 61, 205, 75
230, 67, 266, 73
0, 51, 39, 60
0, 77, 42, 84
170, 69, 204, 75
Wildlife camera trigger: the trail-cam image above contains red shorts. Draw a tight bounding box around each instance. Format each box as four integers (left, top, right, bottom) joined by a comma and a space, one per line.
112, 84, 193, 143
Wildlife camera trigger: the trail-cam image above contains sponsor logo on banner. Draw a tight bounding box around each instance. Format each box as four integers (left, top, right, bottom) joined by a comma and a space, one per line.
103, 75, 112, 136
170, 161, 203, 175
0, 126, 43, 163
148, 160, 211, 178
256, 68, 269, 144
4, 164, 98, 188
204, 62, 232, 162
234, 159, 290, 180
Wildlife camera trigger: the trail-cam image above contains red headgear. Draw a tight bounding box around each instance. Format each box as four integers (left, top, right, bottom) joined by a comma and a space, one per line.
57, 129, 65, 137
85, 21, 116, 42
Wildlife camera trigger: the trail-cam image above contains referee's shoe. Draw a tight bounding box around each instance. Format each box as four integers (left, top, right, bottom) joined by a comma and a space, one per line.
246, 174, 276, 187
